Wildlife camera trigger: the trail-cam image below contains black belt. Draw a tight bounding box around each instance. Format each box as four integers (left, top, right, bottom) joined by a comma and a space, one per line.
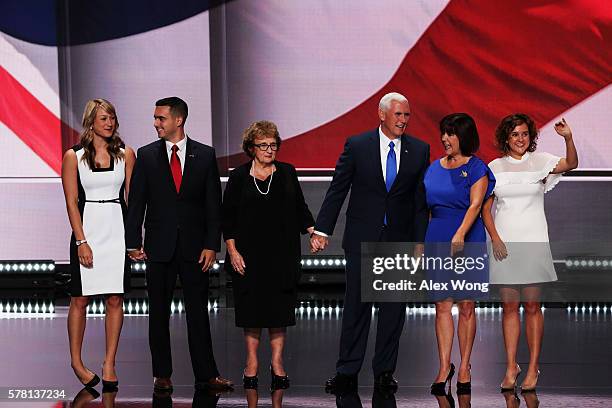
85, 198, 121, 204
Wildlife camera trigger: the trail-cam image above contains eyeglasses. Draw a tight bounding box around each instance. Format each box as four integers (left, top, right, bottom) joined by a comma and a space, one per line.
253, 143, 279, 151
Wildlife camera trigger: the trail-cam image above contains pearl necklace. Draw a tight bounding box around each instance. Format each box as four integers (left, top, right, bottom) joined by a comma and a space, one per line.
251, 162, 274, 195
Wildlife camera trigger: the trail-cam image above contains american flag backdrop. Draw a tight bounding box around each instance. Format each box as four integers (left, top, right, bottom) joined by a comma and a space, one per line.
1, 0, 611, 260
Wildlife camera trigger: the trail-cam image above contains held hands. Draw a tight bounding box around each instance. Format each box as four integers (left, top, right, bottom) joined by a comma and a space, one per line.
128, 247, 147, 261
554, 118, 572, 140
310, 234, 328, 253
229, 250, 246, 275
78, 243, 93, 268
199, 249, 216, 272
491, 238, 508, 261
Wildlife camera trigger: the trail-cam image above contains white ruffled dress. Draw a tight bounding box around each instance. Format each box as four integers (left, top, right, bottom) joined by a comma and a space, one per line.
488, 152, 562, 284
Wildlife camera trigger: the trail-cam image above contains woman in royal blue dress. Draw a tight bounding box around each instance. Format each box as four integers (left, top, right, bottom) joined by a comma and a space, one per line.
424, 113, 495, 394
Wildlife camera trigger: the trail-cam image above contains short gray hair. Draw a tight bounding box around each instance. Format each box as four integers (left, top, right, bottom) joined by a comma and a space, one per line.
379, 92, 409, 111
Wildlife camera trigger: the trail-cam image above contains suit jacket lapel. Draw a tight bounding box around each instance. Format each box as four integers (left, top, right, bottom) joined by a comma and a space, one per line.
157, 139, 177, 195
370, 131, 387, 193
179, 137, 195, 196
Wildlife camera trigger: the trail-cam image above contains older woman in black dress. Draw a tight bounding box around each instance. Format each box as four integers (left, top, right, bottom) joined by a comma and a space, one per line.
222, 120, 314, 390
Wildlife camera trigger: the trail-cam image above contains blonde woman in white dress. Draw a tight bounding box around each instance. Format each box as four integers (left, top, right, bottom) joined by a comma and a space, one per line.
482, 113, 577, 392
62, 99, 135, 388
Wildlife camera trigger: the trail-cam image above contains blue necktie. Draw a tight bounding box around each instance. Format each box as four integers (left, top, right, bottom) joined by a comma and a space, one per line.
385, 141, 397, 225
386, 141, 397, 191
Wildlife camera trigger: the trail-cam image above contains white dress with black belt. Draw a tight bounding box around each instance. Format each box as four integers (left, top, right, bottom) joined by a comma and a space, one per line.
70, 145, 129, 296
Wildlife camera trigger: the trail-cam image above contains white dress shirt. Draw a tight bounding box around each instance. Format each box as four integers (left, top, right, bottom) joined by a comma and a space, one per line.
379, 126, 401, 183
165, 136, 187, 174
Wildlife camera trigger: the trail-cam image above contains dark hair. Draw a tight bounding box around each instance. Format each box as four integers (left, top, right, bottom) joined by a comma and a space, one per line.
241, 120, 282, 158
155, 97, 188, 126
439, 113, 479, 155
495, 113, 538, 155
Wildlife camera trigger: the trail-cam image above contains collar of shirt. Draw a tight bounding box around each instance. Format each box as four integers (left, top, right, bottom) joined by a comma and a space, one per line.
165, 136, 187, 173
379, 127, 401, 181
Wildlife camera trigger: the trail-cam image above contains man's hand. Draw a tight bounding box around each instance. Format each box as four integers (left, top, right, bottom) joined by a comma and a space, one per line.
128, 247, 147, 261
229, 250, 246, 275
310, 234, 328, 253
199, 249, 217, 272
413, 243, 424, 259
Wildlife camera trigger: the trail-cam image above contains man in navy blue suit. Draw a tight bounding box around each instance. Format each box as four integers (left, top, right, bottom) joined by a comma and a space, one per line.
311, 92, 430, 392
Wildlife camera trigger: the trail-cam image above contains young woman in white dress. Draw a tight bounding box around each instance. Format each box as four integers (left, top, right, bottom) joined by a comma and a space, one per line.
61, 99, 135, 388
482, 113, 577, 392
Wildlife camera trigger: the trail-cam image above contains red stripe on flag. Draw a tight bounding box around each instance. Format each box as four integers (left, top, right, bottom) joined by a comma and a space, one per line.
0, 66, 72, 175
224, 0, 612, 168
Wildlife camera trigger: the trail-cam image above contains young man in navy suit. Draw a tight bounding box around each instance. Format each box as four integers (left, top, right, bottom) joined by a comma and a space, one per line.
311, 92, 430, 392
126, 97, 232, 392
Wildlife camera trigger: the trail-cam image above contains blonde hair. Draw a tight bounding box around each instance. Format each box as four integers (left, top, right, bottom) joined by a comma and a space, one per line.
80, 98, 124, 169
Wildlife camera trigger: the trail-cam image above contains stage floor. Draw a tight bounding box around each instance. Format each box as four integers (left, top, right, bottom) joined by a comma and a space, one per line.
1, 306, 611, 407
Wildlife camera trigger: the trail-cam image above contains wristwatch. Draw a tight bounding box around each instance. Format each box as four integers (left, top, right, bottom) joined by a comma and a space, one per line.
76, 239, 88, 246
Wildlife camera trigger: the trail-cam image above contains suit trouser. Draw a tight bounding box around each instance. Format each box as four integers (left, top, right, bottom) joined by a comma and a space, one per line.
146, 249, 219, 382
336, 229, 406, 376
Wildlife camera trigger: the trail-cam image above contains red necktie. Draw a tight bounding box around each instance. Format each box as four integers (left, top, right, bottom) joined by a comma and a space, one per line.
170, 145, 182, 193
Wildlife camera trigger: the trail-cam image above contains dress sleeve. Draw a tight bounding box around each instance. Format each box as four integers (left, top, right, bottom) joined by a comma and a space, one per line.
290, 166, 315, 233
221, 169, 242, 241
538, 152, 563, 193
468, 157, 496, 198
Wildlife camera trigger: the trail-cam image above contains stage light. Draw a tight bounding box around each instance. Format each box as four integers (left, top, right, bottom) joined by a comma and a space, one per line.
565, 257, 612, 269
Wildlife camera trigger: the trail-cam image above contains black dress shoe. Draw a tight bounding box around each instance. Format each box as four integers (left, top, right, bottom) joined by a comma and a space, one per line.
456, 381, 471, 395
243, 372, 258, 389
456, 364, 471, 394
431, 363, 455, 396
84, 373, 100, 388
374, 372, 398, 390
325, 373, 358, 392
102, 379, 119, 389
270, 366, 290, 390
194, 376, 234, 391
153, 377, 173, 393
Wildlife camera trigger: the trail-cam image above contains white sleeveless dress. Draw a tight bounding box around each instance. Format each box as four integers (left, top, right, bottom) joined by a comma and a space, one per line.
70, 146, 129, 296
488, 152, 561, 284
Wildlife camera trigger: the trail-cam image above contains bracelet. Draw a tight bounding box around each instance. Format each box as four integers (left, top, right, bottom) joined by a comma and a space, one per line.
76, 239, 87, 246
